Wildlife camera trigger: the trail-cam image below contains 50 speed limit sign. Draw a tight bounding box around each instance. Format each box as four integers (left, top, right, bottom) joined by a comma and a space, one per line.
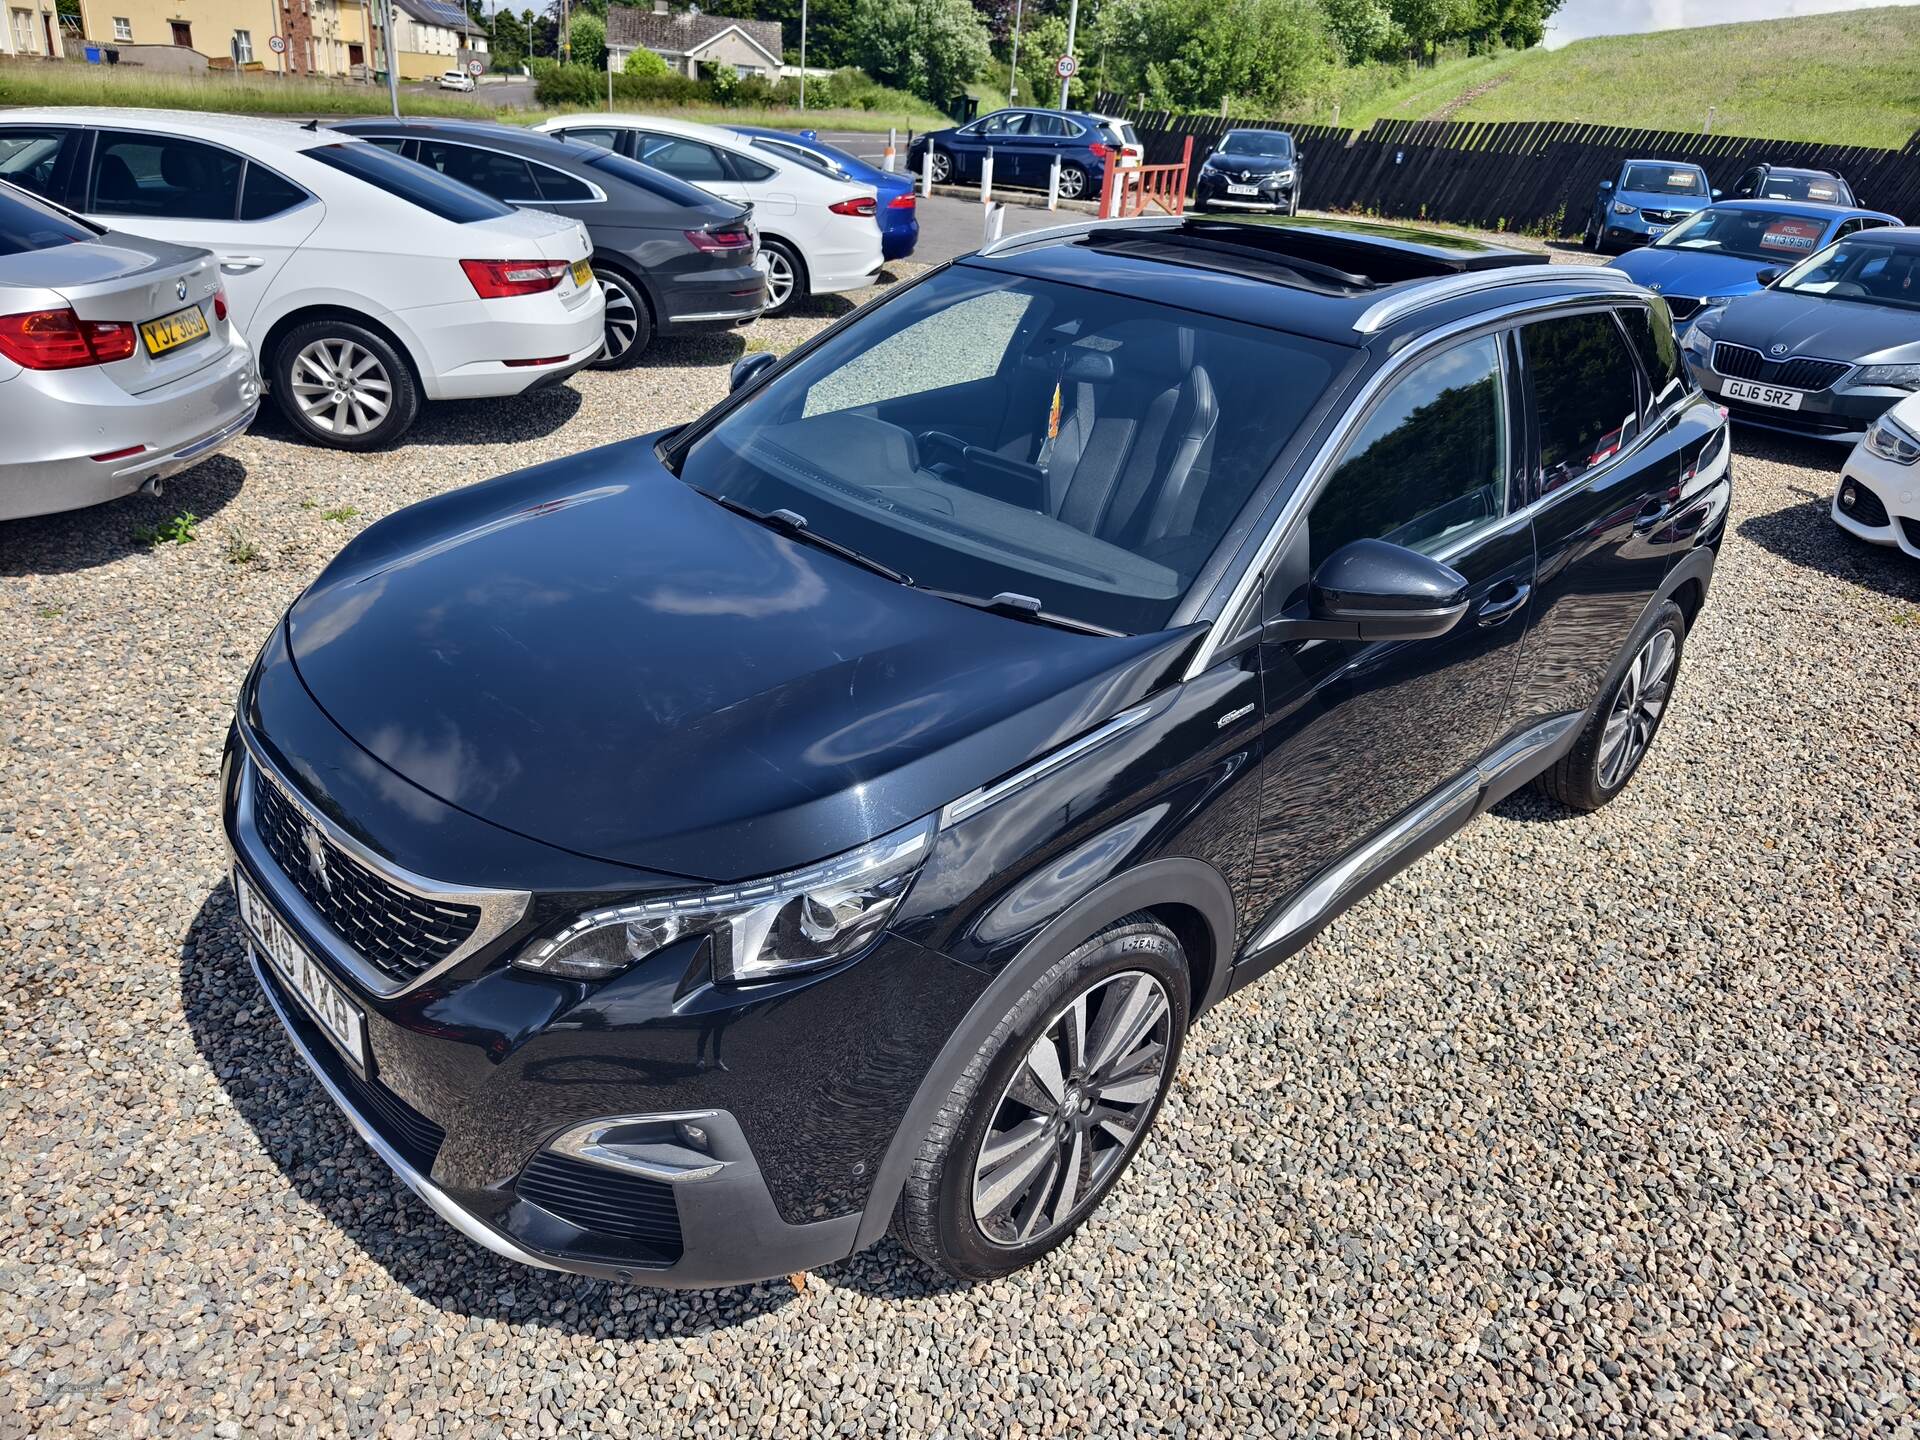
1054, 54, 1077, 80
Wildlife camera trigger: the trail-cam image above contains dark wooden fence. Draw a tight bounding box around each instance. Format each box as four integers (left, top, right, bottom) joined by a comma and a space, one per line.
1093, 92, 1920, 236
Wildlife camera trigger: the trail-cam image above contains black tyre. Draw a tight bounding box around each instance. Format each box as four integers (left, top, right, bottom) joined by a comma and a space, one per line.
760, 237, 807, 316
1535, 600, 1687, 811
929, 149, 953, 185
895, 915, 1189, 1282
1057, 162, 1089, 202
270, 318, 420, 451
590, 267, 652, 370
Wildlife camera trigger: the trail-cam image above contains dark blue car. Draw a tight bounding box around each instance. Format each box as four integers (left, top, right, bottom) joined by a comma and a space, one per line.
1584, 159, 1717, 253
907, 108, 1141, 202
1613, 199, 1901, 332
729, 126, 919, 261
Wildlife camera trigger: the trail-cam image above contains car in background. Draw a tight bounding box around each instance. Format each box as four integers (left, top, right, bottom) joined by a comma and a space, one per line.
907, 109, 1141, 203
338, 119, 765, 368
1582, 159, 1715, 252
437, 71, 476, 93
1832, 390, 1920, 557
0, 180, 257, 521
0, 110, 603, 451
1612, 199, 1901, 330
538, 114, 880, 315
727, 126, 917, 261
1729, 163, 1854, 206
1683, 227, 1920, 442
1192, 128, 1301, 215
226, 215, 1728, 1289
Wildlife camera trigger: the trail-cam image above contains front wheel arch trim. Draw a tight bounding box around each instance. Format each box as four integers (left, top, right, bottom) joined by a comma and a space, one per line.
851, 856, 1236, 1254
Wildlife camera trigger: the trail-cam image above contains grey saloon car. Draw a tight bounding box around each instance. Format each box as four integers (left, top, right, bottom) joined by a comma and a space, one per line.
0, 179, 257, 522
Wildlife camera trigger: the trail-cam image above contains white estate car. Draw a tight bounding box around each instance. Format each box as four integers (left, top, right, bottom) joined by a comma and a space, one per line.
438, 71, 477, 92
1833, 390, 1920, 559
537, 113, 882, 315
0, 110, 604, 450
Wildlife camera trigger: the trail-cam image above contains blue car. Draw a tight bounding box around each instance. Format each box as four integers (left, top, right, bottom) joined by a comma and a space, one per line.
1612, 199, 1902, 329
906, 108, 1141, 203
729, 126, 919, 261
1583, 159, 1717, 253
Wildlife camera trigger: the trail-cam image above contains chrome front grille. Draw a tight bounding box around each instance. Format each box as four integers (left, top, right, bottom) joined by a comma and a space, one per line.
1712, 342, 1850, 392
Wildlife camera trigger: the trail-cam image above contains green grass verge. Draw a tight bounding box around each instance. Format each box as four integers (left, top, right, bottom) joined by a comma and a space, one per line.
530, 101, 946, 133
0, 63, 499, 118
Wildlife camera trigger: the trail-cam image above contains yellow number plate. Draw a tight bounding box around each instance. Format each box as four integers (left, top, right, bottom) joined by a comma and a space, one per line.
139, 304, 210, 356
571, 259, 594, 289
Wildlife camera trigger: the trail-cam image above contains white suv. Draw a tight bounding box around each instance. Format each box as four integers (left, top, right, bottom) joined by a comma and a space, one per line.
0, 110, 604, 450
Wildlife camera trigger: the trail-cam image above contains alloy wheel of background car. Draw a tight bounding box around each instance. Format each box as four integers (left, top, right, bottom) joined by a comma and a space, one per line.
591, 271, 651, 370
271, 320, 419, 452
930, 150, 953, 184
761, 240, 804, 316
1535, 600, 1687, 811
896, 915, 1188, 1281
1058, 164, 1088, 201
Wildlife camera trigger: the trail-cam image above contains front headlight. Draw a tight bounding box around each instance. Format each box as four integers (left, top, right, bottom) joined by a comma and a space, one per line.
1864, 413, 1920, 464
1270, 168, 1295, 185
1856, 363, 1920, 390
1683, 310, 1719, 353
1613, 201, 1637, 216
516, 817, 935, 984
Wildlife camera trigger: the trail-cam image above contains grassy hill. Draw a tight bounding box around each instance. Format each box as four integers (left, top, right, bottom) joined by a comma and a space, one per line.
1300, 6, 1920, 150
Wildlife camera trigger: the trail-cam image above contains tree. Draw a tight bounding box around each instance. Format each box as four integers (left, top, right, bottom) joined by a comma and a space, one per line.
622, 43, 669, 74
851, 0, 992, 106
569, 9, 606, 67
1012, 13, 1067, 105
1320, 0, 1390, 62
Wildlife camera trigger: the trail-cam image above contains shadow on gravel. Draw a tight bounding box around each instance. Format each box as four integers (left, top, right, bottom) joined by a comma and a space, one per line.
1738, 481, 1920, 606
180, 883, 957, 1329
0, 455, 247, 578
247, 384, 587, 450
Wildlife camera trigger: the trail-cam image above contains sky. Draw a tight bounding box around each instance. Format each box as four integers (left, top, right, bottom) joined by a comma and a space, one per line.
1545, 0, 1919, 46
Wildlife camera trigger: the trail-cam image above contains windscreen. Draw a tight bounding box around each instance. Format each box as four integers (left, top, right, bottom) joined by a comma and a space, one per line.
1220, 131, 1293, 159
1656, 206, 1831, 261
668, 266, 1346, 634
0, 184, 90, 254
1622, 163, 1705, 196
1775, 238, 1920, 311
307, 142, 513, 223
1760, 171, 1850, 204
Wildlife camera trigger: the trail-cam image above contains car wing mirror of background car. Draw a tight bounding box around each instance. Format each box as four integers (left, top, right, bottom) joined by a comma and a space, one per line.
1263, 538, 1471, 644
1756, 267, 1783, 287
729, 350, 778, 393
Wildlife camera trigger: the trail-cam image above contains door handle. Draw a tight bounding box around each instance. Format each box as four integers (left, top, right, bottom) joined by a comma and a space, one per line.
1475, 579, 1532, 628
1632, 497, 1674, 533
221, 255, 265, 272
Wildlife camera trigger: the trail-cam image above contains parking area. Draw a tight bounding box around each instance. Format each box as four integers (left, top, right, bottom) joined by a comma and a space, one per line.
2, 242, 1917, 1438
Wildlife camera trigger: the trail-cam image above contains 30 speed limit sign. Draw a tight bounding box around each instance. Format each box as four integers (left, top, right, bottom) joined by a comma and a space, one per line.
1054, 54, 1077, 80
268, 34, 286, 53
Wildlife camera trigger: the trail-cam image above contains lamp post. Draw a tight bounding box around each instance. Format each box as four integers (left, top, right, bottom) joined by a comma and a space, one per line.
799, 0, 806, 109
1007, 0, 1023, 104
383, 0, 400, 116
1056, 0, 1077, 110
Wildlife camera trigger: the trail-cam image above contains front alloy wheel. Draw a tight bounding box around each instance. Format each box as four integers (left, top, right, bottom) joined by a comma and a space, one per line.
271, 319, 420, 452
929, 149, 953, 184
1598, 626, 1676, 789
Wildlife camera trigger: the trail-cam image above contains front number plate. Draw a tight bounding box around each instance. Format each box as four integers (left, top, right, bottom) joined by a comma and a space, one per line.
236, 869, 366, 1067
570, 259, 594, 289
1723, 377, 1805, 410
139, 304, 210, 356
1226, 184, 1261, 196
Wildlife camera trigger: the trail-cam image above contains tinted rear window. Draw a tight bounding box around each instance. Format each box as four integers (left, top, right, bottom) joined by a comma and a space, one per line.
583, 148, 724, 210
0, 184, 90, 254
306, 142, 513, 222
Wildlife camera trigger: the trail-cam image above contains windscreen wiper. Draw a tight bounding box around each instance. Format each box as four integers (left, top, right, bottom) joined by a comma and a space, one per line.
698, 491, 912, 586
919, 588, 1124, 638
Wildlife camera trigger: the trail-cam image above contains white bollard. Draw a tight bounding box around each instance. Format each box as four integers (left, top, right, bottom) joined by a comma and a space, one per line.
922, 144, 934, 197
884, 127, 897, 173
1048, 156, 1061, 211
980, 149, 993, 205
983, 201, 1006, 246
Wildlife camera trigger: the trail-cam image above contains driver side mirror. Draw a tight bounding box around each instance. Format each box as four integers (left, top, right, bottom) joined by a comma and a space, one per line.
1755, 267, 1783, 287
729, 350, 778, 394
1711, 187, 1723, 199
1265, 539, 1470, 644
1598, 179, 1614, 191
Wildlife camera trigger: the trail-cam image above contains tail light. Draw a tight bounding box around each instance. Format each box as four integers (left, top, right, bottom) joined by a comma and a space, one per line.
213, 287, 229, 323
828, 197, 877, 218
686, 228, 754, 254
0, 308, 136, 370
886, 194, 916, 210
1088, 143, 1111, 160
460, 258, 570, 298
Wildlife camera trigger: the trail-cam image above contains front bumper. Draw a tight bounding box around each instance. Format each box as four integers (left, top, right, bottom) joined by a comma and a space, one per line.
1832, 446, 1920, 556
1685, 353, 1907, 443
1194, 174, 1295, 210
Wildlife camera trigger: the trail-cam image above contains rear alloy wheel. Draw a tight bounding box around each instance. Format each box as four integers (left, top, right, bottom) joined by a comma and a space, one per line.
272, 320, 419, 452
1534, 600, 1686, 811
591, 270, 652, 370
1058, 163, 1088, 201
929, 149, 953, 185
760, 238, 805, 316
896, 915, 1188, 1281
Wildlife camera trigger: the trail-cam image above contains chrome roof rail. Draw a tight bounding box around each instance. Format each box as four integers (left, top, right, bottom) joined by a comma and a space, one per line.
1353, 264, 1640, 334
975, 213, 1185, 257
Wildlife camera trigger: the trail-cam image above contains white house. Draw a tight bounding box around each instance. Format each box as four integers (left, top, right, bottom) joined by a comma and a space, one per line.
604, 0, 782, 80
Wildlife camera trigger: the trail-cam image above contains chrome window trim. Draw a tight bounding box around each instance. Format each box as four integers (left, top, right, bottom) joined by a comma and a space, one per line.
235, 724, 531, 998
939, 698, 1165, 828
1183, 286, 1655, 681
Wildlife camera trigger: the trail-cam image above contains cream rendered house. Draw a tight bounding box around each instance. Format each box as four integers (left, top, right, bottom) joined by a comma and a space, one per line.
390, 0, 485, 80
2, 0, 66, 58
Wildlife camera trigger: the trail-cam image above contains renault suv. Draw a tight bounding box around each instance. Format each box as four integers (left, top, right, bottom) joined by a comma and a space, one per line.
224, 216, 1730, 1287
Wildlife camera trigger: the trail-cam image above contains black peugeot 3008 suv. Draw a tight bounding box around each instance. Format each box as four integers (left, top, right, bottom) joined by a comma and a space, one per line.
224, 216, 1730, 1287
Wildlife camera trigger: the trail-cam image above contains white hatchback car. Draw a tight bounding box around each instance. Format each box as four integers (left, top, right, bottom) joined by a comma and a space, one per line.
1833, 390, 1920, 559
0, 110, 604, 450
438, 71, 477, 92
537, 114, 882, 314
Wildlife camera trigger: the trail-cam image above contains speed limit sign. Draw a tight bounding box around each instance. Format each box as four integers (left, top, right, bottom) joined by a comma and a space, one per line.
468, 59, 483, 75
267, 34, 285, 53
1054, 54, 1077, 80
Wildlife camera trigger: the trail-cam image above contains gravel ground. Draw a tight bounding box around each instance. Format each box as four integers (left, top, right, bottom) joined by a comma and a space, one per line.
2, 251, 1918, 1440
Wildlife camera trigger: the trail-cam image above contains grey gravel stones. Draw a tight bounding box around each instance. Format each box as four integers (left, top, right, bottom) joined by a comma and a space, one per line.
2, 253, 1917, 1438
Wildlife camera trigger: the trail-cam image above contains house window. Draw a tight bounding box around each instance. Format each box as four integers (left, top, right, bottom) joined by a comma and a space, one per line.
111, 15, 131, 39
169, 19, 190, 45
231, 27, 252, 62
734, 64, 752, 78
10, 8, 34, 52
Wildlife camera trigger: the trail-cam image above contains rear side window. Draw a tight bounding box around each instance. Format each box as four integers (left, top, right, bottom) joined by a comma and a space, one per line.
1309, 335, 1508, 568
239, 162, 308, 220
414, 140, 541, 202
532, 163, 594, 202
306, 142, 513, 222
91, 133, 240, 220
583, 148, 720, 210
0, 184, 91, 254
1522, 312, 1643, 492
556, 127, 621, 151
0, 127, 76, 201
635, 135, 728, 183
724, 151, 777, 184
1617, 303, 1684, 412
